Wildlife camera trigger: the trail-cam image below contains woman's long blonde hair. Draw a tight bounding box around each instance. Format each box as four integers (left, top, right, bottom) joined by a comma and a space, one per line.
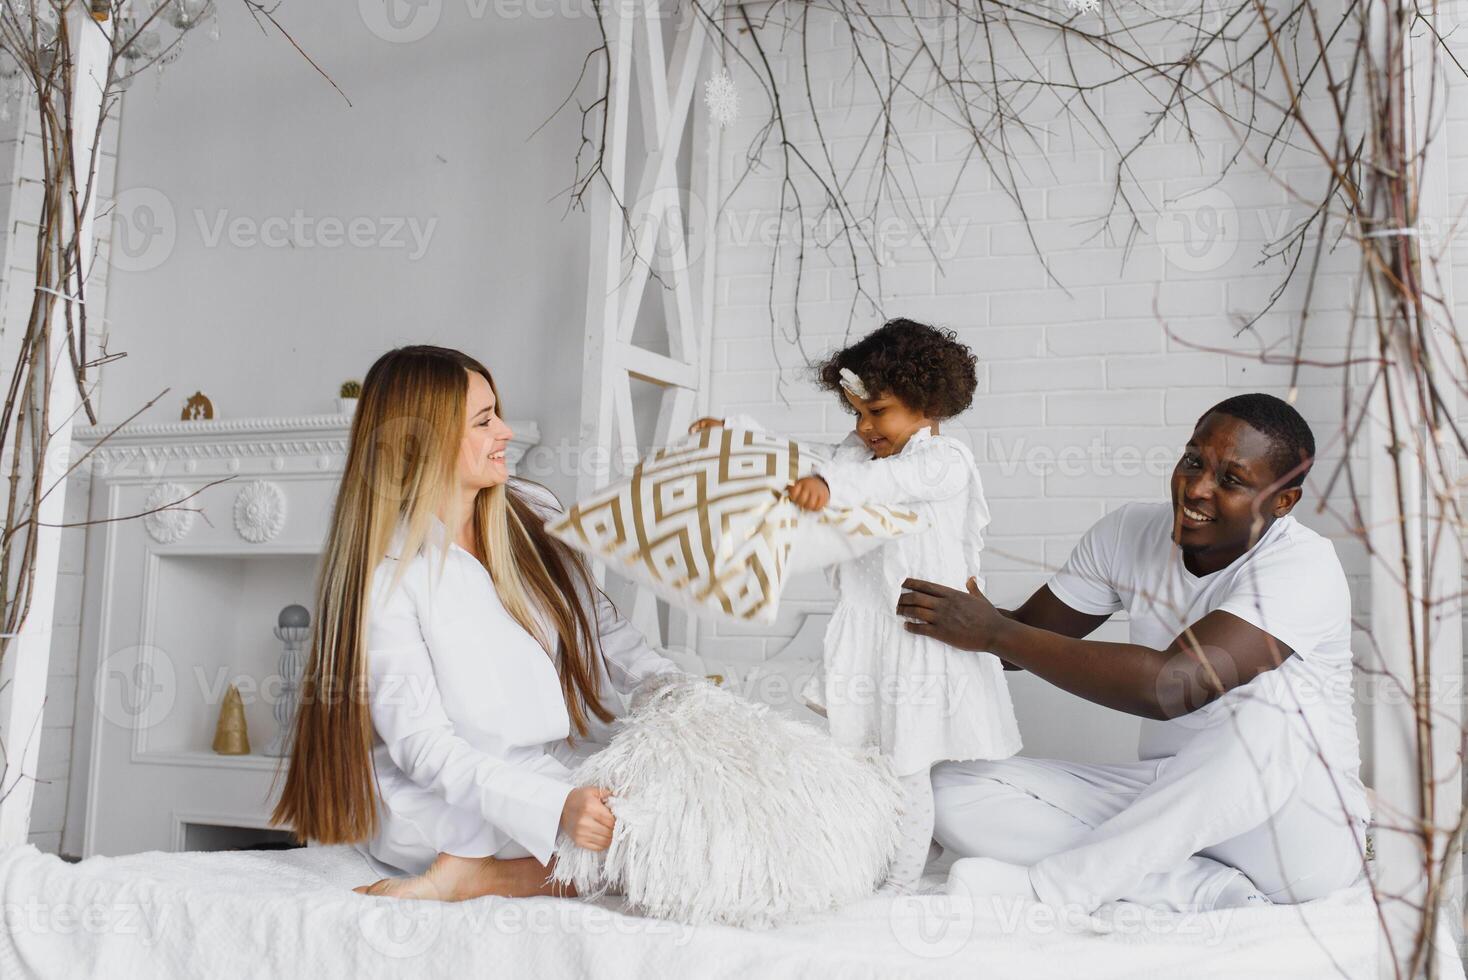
270, 345, 614, 845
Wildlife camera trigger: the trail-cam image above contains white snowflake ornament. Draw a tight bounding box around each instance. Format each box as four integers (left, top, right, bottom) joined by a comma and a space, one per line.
704, 67, 740, 129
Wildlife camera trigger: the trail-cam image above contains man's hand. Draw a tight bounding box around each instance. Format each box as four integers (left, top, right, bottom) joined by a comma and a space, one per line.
560, 787, 615, 851
688, 417, 724, 434
788, 475, 831, 511
897, 577, 1006, 652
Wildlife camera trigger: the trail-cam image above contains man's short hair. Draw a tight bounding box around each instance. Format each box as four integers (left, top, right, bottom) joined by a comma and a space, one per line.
1198, 393, 1315, 490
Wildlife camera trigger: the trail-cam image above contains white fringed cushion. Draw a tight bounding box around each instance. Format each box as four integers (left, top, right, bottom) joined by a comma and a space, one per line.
551, 674, 903, 928
545, 427, 924, 624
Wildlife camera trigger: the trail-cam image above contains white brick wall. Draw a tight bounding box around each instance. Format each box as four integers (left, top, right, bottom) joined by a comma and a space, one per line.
699, 2, 1423, 766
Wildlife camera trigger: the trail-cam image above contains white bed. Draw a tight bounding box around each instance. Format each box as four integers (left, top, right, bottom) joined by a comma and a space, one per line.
14, 622, 1459, 979
2, 841, 1458, 980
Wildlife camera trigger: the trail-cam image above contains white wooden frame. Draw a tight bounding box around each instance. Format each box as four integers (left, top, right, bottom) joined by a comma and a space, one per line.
0, 5, 111, 846
577, 0, 722, 650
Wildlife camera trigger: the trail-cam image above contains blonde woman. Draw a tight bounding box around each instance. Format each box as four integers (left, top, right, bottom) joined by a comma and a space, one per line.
270, 345, 677, 901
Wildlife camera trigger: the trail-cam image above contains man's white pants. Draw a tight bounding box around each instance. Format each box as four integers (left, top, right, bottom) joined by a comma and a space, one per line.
931, 692, 1368, 911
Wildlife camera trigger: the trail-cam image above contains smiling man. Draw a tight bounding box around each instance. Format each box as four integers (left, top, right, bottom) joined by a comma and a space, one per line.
897, 393, 1369, 912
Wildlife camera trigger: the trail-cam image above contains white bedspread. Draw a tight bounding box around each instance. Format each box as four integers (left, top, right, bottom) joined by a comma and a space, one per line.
0, 843, 1459, 979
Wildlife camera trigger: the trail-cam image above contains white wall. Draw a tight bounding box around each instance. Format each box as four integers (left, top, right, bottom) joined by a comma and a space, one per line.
98, 0, 595, 480
42, 2, 603, 856
698, 5, 1379, 766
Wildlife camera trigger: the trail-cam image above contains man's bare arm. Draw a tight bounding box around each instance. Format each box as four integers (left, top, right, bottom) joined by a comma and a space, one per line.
899, 578, 1294, 719
994, 585, 1112, 670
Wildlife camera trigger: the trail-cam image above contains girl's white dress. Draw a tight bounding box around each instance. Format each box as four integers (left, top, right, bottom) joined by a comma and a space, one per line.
804, 426, 1022, 777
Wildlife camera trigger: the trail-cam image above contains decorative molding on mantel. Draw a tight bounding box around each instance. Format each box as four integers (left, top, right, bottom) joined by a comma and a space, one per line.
74, 413, 361, 444
142, 482, 197, 544
233, 480, 288, 543
70, 415, 542, 473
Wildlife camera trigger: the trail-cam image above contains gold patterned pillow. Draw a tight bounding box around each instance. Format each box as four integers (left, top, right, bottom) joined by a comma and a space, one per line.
546, 427, 925, 624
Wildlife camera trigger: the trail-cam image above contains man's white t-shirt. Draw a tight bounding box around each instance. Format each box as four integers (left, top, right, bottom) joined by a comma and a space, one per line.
1048, 501, 1370, 821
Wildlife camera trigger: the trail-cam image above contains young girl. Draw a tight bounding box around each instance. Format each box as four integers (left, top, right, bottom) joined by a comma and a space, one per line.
695, 318, 1022, 892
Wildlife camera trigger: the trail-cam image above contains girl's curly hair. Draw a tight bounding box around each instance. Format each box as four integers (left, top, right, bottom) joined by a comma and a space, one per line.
816, 318, 978, 419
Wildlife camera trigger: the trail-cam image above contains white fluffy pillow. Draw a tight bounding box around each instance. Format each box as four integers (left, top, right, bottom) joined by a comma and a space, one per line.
545, 427, 925, 624
551, 674, 903, 928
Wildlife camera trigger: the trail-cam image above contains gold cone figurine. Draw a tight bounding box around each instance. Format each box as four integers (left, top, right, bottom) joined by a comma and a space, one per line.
212, 685, 251, 755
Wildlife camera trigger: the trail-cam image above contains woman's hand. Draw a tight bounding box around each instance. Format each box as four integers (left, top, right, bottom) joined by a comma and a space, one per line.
897, 577, 1006, 653
788, 475, 831, 511
560, 787, 616, 851
688, 417, 724, 434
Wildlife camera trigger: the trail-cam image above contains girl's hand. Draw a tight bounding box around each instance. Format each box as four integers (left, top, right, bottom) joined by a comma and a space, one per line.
788, 475, 831, 511
560, 787, 615, 851
688, 417, 724, 434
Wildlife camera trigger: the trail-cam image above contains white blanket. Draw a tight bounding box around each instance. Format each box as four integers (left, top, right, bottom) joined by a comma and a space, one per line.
0, 843, 1457, 979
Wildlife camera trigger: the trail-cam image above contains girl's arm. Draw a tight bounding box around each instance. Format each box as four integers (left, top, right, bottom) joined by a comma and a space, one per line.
814, 438, 971, 509
366, 569, 577, 865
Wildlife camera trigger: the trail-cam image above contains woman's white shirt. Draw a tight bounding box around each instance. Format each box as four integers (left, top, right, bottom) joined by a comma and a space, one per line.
361, 481, 677, 874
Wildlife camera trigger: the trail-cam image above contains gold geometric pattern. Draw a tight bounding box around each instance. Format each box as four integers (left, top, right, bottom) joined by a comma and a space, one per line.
548, 428, 924, 623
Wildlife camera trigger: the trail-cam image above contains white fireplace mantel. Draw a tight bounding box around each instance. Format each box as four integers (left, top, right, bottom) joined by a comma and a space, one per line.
72, 413, 541, 475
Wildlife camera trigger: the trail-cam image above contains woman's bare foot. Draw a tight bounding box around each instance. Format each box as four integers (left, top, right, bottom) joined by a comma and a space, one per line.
353, 873, 449, 901
353, 854, 491, 902
353, 852, 577, 902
